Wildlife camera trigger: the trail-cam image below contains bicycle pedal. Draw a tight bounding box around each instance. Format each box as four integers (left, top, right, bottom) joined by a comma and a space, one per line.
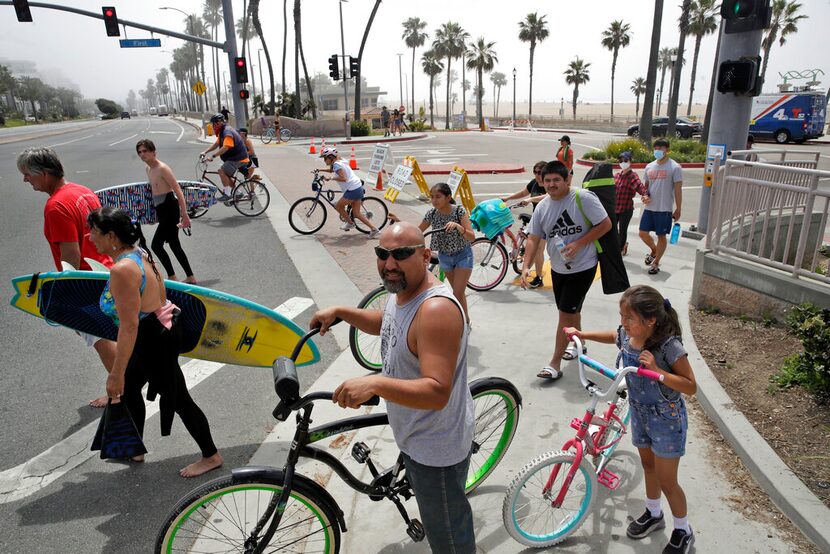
570, 417, 585, 431
351, 441, 371, 464
406, 519, 426, 542
598, 469, 621, 490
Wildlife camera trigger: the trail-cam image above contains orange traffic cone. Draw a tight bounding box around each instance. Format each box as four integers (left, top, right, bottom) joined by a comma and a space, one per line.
349, 146, 357, 170
309, 137, 316, 154
374, 172, 383, 191
321, 138, 326, 152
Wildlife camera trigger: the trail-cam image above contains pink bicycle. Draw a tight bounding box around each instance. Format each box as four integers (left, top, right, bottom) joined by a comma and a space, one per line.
501, 333, 664, 547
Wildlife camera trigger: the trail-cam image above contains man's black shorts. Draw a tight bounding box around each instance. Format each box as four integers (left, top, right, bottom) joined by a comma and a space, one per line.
551, 265, 598, 314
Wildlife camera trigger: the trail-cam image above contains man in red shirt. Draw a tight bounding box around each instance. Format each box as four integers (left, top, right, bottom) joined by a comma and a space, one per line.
17, 147, 116, 407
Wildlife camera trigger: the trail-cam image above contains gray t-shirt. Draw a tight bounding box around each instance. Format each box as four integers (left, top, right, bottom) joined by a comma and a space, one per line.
528, 189, 608, 273
643, 158, 682, 212
380, 284, 474, 467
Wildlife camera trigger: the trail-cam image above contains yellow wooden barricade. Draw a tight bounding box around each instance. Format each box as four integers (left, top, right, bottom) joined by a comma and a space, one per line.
451, 166, 476, 213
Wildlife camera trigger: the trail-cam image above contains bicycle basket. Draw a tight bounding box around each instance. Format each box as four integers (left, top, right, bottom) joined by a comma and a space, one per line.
312, 181, 320, 191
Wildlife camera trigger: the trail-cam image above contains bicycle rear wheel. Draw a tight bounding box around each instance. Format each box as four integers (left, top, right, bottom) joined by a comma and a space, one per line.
261, 128, 274, 144
156, 474, 340, 553
502, 450, 596, 547
351, 196, 389, 234
232, 180, 270, 217
467, 238, 508, 291
349, 286, 389, 371
289, 197, 327, 234
466, 378, 521, 493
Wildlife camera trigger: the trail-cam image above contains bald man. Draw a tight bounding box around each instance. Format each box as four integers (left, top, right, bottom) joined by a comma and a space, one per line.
311, 222, 476, 553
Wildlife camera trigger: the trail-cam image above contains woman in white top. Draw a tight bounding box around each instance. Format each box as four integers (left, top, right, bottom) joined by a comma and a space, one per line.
319, 147, 380, 238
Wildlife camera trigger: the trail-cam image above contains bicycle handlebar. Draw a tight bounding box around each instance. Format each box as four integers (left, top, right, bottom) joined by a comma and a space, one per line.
566, 333, 664, 397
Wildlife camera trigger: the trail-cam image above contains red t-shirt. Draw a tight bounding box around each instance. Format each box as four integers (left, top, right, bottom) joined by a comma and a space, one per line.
43, 182, 113, 271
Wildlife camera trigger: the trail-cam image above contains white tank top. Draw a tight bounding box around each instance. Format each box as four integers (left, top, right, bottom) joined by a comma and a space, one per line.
332, 160, 363, 192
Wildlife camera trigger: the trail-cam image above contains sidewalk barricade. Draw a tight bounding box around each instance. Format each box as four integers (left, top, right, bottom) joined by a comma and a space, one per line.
383, 156, 429, 203
448, 166, 477, 213
365, 143, 391, 190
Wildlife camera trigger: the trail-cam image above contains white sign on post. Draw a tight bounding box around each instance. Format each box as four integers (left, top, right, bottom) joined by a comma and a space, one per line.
447, 170, 464, 197
365, 144, 391, 184
705, 143, 727, 174
388, 164, 414, 192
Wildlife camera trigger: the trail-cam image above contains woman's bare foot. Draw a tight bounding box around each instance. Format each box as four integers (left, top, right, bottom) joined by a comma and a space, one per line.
131, 454, 145, 463
183, 276, 198, 284
180, 453, 223, 478
89, 395, 108, 408
168, 274, 178, 282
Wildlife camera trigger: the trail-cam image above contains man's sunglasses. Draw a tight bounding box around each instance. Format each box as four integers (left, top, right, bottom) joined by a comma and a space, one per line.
374, 244, 425, 261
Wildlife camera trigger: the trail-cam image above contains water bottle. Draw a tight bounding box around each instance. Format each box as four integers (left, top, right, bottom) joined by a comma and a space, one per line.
553, 234, 572, 270
670, 222, 681, 245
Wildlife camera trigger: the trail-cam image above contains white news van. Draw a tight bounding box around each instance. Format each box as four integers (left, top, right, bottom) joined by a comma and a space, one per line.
158, 104, 169, 116
149, 106, 158, 116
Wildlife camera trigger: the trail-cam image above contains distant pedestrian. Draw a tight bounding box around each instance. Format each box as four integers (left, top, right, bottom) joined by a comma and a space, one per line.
17, 146, 116, 408
614, 151, 649, 256
318, 147, 380, 239
398, 105, 409, 133
639, 139, 682, 275
136, 139, 196, 284
565, 284, 697, 554
220, 105, 230, 122
391, 109, 401, 136
556, 135, 574, 174
381, 106, 391, 137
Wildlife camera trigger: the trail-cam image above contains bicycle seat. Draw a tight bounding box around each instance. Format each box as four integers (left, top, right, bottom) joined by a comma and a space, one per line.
519, 213, 532, 225
430, 253, 439, 265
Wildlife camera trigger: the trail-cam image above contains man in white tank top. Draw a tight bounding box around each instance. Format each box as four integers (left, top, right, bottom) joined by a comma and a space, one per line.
311, 222, 476, 553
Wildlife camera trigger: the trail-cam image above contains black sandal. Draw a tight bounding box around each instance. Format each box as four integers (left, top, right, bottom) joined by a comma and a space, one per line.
645, 253, 655, 266
648, 265, 660, 275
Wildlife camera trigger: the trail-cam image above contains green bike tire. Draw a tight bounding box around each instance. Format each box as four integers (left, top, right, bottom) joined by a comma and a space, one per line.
466, 379, 521, 493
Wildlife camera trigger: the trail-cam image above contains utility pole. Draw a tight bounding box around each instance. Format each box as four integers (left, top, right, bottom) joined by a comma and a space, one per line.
220, 0, 244, 127
397, 53, 404, 109
697, 4, 767, 233
339, 0, 350, 139
257, 48, 265, 112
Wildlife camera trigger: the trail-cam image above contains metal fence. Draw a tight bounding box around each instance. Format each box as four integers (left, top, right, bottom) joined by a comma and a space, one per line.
706, 149, 830, 285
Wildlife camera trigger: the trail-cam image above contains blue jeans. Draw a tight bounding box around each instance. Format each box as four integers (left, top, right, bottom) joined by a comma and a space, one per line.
402, 450, 476, 553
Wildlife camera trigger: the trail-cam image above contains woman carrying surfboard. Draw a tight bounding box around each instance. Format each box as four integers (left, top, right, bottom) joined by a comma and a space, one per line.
87, 207, 222, 477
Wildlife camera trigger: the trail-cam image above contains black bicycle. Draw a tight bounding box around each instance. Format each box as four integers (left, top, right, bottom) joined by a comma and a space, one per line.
288, 170, 389, 235
156, 322, 521, 553
183, 157, 270, 218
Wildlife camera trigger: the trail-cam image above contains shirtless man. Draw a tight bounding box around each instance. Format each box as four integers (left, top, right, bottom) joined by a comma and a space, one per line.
136, 139, 197, 284
237, 128, 260, 181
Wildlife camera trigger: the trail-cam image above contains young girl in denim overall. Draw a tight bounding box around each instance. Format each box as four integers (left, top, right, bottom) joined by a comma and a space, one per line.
566, 284, 697, 554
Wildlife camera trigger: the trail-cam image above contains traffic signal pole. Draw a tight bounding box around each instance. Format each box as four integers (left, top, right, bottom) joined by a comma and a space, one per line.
697, 25, 764, 233
220, 0, 245, 128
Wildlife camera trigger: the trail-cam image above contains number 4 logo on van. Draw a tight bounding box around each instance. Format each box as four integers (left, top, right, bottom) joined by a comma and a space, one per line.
772, 108, 788, 120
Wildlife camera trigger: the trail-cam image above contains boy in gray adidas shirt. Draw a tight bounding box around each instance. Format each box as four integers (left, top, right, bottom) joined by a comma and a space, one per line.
522, 161, 611, 381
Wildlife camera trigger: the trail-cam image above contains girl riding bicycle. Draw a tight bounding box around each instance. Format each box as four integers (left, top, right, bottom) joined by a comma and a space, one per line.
318, 147, 380, 239
565, 284, 697, 554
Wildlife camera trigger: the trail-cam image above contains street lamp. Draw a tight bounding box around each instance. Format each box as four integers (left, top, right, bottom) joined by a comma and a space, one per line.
339, 0, 350, 138
397, 54, 404, 110
512, 67, 517, 126
668, 52, 679, 110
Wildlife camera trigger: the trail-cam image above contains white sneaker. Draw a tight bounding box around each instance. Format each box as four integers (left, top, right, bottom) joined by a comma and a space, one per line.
341, 222, 355, 231
367, 229, 380, 239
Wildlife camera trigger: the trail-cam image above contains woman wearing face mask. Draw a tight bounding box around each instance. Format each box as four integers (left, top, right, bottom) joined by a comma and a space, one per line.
614, 151, 649, 256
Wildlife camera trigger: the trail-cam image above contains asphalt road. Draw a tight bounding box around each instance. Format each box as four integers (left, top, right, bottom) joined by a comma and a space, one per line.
0, 117, 340, 552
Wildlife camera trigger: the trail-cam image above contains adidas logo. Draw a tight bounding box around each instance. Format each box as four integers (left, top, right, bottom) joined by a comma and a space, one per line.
550, 210, 583, 236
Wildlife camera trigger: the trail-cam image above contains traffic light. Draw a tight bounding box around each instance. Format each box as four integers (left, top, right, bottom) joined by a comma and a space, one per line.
717, 57, 762, 96
720, 0, 771, 34
13, 0, 32, 22
239, 89, 250, 99
234, 57, 249, 83
102, 6, 120, 37
349, 56, 360, 79
328, 55, 340, 81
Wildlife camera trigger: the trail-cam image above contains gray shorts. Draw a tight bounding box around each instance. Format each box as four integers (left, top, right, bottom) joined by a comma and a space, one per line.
220, 159, 244, 177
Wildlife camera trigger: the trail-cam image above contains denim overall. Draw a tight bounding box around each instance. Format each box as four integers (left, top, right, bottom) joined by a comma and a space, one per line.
618, 328, 688, 458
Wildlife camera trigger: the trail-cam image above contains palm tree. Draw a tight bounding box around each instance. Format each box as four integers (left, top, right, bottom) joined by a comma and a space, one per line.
282, 0, 288, 97
640, 0, 664, 146
685, 0, 718, 116
656, 47, 675, 116
601, 20, 632, 122
249, 0, 275, 114
490, 71, 507, 117
433, 22, 468, 129
402, 18, 428, 117
352, 0, 382, 121
421, 49, 444, 128
564, 57, 591, 118
760, 0, 808, 88
518, 12, 549, 119
466, 37, 498, 131
293, 0, 315, 119
236, 15, 255, 44
666, 0, 692, 138
631, 77, 647, 118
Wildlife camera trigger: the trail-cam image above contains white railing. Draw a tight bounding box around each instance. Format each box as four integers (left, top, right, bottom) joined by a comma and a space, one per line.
706, 150, 830, 285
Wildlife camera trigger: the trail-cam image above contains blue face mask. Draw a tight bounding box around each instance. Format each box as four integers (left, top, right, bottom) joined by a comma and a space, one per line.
654, 150, 665, 160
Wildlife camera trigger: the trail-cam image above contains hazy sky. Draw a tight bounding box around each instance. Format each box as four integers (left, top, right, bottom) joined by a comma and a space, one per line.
3, 0, 828, 108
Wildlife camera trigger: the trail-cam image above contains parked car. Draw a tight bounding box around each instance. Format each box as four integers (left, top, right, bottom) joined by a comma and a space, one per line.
627, 116, 702, 139
130, 109, 138, 116
120, 111, 131, 119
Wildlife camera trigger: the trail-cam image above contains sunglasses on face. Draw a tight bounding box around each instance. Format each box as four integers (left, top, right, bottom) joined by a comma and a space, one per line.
374, 244, 425, 261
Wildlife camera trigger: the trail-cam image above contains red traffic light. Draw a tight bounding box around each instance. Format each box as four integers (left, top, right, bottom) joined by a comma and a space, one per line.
234, 57, 249, 83
236, 59, 245, 67
239, 89, 250, 99
102, 6, 120, 37
104, 8, 113, 16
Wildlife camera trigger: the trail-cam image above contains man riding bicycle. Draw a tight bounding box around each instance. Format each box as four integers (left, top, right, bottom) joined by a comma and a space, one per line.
200, 114, 250, 201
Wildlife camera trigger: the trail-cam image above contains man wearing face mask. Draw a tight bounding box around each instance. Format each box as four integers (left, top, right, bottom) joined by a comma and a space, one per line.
639, 139, 682, 275
614, 151, 649, 256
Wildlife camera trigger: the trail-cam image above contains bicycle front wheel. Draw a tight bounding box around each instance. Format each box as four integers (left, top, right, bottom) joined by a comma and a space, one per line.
468, 238, 508, 291
156, 474, 340, 553
280, 128, 293, 141
502, 450, 596, 547
232, 181, 270, 217
261, 128, 274, 144
289, 197, 327, 234
466, 378, 521, 493
349, 286, 390, 371
351, 196, 389, 234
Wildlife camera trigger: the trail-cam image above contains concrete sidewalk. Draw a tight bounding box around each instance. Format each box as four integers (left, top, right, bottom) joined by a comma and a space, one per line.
239, 141, 826, 552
